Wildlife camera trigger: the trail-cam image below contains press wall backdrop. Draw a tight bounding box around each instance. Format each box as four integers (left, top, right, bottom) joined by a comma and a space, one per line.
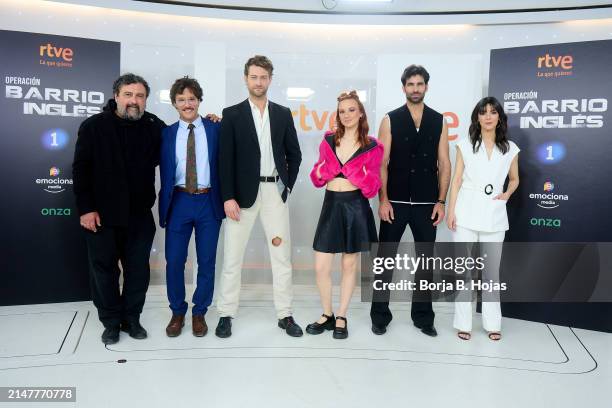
0, 30, 120, 305
489, 40, 612, 331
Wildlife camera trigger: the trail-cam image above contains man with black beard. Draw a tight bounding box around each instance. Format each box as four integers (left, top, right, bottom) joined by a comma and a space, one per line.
73, 73, 165, 345
370, 65, 451, 337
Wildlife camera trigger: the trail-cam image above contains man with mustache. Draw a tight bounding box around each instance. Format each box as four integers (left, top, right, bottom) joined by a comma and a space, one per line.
215, 55, 303, 338
73, 73, 165, 344
370, 65, 451, 337
159, 77, 224, 338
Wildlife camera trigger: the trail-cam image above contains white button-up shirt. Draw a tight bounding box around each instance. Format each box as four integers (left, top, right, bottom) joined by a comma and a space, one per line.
249, 98, 277, 177
174, 117, 210, 188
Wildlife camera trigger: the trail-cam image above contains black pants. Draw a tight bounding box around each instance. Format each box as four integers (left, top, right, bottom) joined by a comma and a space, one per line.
85, 211, 156, 328
370, 203, 436, 327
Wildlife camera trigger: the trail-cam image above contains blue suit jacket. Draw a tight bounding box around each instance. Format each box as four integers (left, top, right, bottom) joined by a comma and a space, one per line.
158, 117, 225, 227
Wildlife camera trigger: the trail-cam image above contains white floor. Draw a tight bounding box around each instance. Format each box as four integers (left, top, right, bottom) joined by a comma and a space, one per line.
0, 284, 610, 408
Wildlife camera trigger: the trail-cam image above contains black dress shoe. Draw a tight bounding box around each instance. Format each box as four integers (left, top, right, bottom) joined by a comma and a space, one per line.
306, 313, 335, 335
414, 322, 438, 337
120, 320, 148, 339
278, 316, 303, 337
333, 316, 348, 339
215, 316, 232, 338
371, 323, 387, 335
101, 326, 120, 345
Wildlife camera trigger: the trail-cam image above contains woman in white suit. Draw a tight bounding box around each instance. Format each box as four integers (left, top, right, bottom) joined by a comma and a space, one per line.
447, 96, 519, 341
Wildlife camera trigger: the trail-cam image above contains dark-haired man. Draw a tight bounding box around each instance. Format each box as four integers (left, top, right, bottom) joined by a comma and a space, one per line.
370, 65, 451, 337
73, 73, 166, 344
159, 77, 224, 338
216, 55, 303, 338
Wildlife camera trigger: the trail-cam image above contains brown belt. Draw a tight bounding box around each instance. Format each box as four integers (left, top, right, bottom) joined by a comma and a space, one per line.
174, 186, 210, 194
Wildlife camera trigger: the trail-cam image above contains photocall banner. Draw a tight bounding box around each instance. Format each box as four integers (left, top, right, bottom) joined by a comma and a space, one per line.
0, 30, 120, 306
489, 40, 612, 332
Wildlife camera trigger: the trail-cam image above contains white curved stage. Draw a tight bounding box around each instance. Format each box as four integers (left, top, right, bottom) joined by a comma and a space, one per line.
0, 285, 608, 407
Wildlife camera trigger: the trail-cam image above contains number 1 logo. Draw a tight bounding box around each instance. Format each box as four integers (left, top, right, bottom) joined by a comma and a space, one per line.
537, 141, 566, 165
41, 129, 69, 150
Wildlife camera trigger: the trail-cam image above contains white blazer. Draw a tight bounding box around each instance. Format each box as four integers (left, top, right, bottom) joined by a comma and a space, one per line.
454, 137, 520, 232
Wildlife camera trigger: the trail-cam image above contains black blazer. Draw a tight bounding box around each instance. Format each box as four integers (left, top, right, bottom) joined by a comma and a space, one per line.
72, 100, 165, 226
219, 99, 302, 208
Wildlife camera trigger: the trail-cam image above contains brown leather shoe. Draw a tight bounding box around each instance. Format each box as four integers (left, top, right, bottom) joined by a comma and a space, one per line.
166, 314, 185, 337
192, 314, 208, 337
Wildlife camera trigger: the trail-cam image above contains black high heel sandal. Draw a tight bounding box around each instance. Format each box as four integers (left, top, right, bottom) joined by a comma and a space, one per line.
306, 313, 335, 335
333, 316, 348, 339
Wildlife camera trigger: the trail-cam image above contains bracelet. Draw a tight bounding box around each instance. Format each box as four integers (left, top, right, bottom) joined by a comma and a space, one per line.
436, 199, 446, 205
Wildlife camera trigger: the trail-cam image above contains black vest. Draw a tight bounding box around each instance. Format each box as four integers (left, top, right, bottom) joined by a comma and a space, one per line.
387, 104, 442, 202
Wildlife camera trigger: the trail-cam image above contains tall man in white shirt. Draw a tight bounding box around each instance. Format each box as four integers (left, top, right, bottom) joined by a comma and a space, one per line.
216, 55, 303, 338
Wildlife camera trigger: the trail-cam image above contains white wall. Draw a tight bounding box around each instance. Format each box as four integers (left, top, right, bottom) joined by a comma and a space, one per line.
3, 0, 612, 284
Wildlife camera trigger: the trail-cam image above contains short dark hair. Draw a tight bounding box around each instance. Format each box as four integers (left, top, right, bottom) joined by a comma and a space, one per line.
244, 55, 274, 77
401, 65, 430, 86
169, 77, 203, 104
112, 73, 150, 97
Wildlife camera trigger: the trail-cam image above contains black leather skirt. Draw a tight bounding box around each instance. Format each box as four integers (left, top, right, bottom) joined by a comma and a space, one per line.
313, 190, 378, 254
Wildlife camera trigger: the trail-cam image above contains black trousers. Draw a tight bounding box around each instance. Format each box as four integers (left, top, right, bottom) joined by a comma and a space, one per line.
370, 203, 436, 327
85, 211, 156, 328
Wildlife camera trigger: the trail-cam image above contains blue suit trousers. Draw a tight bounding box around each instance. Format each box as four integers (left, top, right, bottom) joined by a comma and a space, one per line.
165, 191, 221, 316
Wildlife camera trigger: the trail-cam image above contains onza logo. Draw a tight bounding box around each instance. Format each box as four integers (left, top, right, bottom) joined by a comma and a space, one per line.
529, 217, 561, 228
41, 208, 71, 216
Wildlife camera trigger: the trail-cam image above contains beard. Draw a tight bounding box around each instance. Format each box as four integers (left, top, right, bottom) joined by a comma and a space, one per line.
118, 104, 144, 121
406, 93, 425, 104
248, 86, 268, 98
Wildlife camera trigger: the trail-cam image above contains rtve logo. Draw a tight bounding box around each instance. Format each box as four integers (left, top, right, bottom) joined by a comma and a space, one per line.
39, 43, 73, 61
537, 53, 573, 70
291, 104, 460, 141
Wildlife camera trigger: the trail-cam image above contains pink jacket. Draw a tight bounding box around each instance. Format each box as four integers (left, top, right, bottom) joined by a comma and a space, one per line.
310, 133, 384, 198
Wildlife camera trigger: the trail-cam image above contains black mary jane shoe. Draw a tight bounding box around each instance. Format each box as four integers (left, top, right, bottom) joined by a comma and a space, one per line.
333, 316, 348, 340
305, 313, 335, 335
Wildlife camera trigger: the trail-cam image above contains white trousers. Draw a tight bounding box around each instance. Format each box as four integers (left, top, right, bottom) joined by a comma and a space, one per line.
452, 225, 505, 332
216, 182, 294, 319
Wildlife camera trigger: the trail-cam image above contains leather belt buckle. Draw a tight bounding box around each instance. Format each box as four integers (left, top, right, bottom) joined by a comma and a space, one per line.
175, 186, 210, 194
259, 176, 279, 182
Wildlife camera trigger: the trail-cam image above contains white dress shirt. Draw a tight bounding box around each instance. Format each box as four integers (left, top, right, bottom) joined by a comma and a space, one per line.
174, 117, 210, 188
249, 98, 277, 177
